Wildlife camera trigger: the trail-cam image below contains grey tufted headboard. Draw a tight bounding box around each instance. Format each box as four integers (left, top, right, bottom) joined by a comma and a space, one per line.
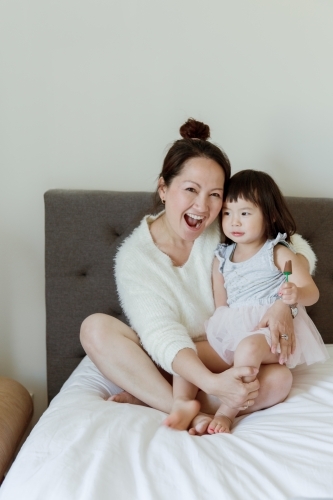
45, 190, 333, 403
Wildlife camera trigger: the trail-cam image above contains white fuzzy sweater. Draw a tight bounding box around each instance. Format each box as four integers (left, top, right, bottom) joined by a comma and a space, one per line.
115, 214, 317, 374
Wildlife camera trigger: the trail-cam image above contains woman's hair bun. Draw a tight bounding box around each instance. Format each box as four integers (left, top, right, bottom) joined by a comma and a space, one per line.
179, 118, 210, 141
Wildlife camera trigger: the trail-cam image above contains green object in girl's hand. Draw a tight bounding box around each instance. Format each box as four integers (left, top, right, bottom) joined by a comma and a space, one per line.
283, 260, 292, 282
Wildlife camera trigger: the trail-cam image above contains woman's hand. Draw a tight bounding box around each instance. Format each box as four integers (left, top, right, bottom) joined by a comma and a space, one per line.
279, 282, 298, 305
172, 347, 259, 410
207, 366, 260, 410
258, 300, 295, 364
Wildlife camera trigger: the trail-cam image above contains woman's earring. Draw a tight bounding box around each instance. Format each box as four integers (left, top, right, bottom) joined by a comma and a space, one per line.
161, 199, 165, 205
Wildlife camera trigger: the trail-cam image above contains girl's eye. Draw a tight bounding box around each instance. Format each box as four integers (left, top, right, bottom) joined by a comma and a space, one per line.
241, 212, 250, 216
223, 211, 230, 216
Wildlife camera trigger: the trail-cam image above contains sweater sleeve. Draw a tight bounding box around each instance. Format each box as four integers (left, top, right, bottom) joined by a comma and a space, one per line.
290, 233, 317, 275
115, 233, 197, 374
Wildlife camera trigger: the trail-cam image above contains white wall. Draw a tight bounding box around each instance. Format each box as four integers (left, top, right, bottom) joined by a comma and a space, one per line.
1, 0, 333, 425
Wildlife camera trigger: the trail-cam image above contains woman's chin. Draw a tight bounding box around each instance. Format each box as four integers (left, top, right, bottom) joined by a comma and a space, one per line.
183, 223, 205, 240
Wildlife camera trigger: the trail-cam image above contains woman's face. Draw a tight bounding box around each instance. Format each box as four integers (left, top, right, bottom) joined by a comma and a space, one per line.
159, 157, 225, 242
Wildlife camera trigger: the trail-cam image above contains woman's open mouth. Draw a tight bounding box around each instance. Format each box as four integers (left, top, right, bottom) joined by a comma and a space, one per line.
184, 213, 204, 229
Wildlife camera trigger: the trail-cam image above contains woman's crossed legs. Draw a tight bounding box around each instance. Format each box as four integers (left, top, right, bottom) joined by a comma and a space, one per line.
80, 314, 292, 434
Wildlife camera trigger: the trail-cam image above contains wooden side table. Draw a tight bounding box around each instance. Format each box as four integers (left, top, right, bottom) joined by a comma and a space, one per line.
0, 377, 33, 480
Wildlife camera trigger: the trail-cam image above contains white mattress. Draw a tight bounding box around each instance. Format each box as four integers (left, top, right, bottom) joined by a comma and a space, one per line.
1, 346, 333, 500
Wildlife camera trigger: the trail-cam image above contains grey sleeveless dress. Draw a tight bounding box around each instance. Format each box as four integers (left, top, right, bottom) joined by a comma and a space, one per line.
205, 234, 329, 368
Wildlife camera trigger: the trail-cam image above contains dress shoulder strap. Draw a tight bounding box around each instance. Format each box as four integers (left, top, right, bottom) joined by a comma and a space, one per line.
214, 243, 235, 273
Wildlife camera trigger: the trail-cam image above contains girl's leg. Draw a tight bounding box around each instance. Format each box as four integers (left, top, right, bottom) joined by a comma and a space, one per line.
236, 334, 293, 415
233, 335, 293, 415
239, 363, 292, 415
197, 336, 291, 434
80, 313, 174, 413
196, 339, 291, 412
233, 334, 279, 382
162, 376, 200, 430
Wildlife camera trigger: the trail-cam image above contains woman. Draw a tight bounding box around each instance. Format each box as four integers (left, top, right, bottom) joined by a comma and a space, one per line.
80, 118, 315, 434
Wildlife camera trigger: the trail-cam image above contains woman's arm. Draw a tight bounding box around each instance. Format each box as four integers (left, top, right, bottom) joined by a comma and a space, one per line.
117, 267, 197, 374
259, 299, 295, 364
118, 258, 260, 409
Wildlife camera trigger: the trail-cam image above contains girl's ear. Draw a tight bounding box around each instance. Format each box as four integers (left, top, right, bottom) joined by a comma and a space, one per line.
158, 177, 167, 203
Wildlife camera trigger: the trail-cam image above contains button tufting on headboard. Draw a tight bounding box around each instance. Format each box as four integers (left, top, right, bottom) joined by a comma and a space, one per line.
45, 189, 155, 402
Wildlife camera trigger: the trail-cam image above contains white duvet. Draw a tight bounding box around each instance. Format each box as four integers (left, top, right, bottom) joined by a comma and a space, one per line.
1, 347, 333, 500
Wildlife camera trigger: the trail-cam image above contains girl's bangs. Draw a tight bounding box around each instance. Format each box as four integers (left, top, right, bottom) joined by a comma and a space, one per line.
224, 184, 259, 206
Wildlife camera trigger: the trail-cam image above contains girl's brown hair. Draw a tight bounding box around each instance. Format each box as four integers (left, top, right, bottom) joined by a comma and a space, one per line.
224, 169, 296, 243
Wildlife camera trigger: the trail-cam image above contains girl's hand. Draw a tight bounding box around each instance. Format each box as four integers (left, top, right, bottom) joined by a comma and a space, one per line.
279, 282, 299, 305
274, 245, 319, 307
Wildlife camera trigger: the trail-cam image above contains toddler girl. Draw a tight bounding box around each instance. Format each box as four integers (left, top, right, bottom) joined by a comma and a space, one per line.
205, 169, 329, 433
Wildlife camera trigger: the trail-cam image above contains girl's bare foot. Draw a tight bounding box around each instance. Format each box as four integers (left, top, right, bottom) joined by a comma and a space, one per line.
107, 391, 147, 406
207, 413, 233, 434
163, 398, 200, 431
188, 412, 214, 435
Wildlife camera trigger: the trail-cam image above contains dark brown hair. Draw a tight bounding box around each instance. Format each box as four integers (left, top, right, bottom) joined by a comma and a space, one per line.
154, 118, 231, 208
224, 169, 296, 243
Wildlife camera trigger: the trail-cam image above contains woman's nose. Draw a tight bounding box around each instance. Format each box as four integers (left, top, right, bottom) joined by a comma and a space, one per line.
195, 194, 209, 211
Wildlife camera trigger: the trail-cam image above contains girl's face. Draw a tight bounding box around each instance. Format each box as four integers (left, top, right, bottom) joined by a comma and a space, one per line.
222, 197, 266, 246
159, 157, 225, 242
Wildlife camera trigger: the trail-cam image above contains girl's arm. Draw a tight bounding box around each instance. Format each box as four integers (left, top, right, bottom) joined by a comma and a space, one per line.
212, 257, 228, 308
274, 245, 320, 306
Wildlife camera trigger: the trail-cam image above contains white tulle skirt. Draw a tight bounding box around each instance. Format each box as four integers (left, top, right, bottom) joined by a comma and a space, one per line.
205, 304, 330, 369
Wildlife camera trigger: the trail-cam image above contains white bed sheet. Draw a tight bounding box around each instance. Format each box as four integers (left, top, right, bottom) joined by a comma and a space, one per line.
1, 346, 333, 500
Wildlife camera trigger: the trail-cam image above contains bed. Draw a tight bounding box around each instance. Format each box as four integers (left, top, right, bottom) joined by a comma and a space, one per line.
1, 190, 333, 500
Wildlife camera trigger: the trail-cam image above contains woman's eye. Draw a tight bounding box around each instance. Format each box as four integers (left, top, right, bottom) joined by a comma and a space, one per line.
186, 187, 196, 193
211, 192, 222, 198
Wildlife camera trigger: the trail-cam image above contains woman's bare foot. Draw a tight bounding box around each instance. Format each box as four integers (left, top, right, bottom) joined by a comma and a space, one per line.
107, 391, 147, 406
163, 398, 200, 431
207, 412, 233, 434
188, 412, 214, 435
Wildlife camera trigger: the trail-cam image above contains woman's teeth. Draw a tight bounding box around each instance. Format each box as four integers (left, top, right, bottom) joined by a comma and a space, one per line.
185, 213, 204, 228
